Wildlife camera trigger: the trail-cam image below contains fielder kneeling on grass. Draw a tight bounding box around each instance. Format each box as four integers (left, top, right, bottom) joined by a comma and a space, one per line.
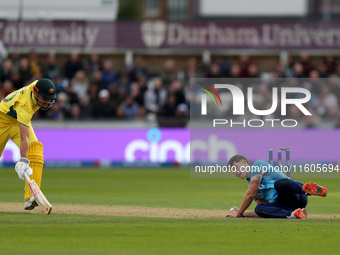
226, 155, 328, 219
0, 79, 56, 211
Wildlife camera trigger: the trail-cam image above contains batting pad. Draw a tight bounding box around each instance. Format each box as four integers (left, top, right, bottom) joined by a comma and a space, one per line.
24, 141, 44, 201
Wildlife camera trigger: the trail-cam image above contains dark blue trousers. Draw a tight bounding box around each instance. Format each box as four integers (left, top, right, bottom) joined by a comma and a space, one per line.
255, 178, 308, 218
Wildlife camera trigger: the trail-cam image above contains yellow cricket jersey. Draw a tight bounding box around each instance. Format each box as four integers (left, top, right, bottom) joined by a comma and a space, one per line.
0, 80, 40, 127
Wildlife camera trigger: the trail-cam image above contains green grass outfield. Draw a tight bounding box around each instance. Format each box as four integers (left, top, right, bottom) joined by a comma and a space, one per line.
0, 168, 339, 255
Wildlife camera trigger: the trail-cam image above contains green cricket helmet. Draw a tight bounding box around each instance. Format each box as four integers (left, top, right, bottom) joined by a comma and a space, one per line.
34, 78, 56, 100
33, 78, 56, 110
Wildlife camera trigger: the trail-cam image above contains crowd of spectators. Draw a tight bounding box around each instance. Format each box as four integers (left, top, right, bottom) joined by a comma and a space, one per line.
191, 53, 340, 128
1, 50, 340, 127
0, 52, 191, 125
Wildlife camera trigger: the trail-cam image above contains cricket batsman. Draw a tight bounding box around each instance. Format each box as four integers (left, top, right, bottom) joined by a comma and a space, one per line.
226, 155, 328, 219
0, 78, 56, 210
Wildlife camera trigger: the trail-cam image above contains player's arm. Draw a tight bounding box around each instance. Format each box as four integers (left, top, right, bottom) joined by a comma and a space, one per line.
14, 123, 33, 181
18, 123, 29, 158
242, 211, 259, 217
227, 207, 259, 217
236, 174, 262, 217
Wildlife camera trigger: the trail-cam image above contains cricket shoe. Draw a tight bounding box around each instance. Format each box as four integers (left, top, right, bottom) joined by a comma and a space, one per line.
302, 182, 328, 197
24, 196, 39, 210
288, 208, 307, 219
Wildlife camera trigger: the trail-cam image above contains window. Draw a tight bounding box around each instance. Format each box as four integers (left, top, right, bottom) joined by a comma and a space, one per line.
168, 0, 187, 21
145, 0, 161, 17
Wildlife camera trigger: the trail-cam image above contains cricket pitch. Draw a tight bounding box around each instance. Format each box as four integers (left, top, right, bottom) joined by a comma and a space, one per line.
0, 202, 338, 219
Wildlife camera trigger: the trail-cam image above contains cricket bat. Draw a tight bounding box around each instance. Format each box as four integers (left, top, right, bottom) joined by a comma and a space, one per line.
24, 173, 52, 214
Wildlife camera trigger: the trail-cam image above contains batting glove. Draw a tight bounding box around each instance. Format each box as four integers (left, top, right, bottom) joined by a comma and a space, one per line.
15, 157, 33, 180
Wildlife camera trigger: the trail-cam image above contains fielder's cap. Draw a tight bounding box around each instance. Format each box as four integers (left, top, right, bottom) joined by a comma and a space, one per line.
34, 78, 56, 100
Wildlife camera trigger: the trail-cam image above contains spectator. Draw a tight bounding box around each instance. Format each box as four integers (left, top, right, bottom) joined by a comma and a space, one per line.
51, 75, 65, 93
159, 94, 189, 127
68, 104, 81, 120
285, 55, 295, 77
248, 64, 259, 78
196, 58, 208, 78
108, 83, 124, 107
274, 63, 286, 78
64, 84, 80, 106
317, 87, 339, 118
160, 59, 177, 89
116, 74, 130, 95
230, 64, 241, 78
63, 51, 83, 80
324, 55, 336, 74
317, 63, 329, 78
42, 53, 61, 80
216, 56, 231, 77
169, 80, 186, 106
28, 50, 43, 75
118, 63, 133, 84
117, 96, 139, 119
18, 58, 32, 86
0, 80, 14, 101
9, 53, 21, 71
84, 53, 102, 82
84, 53, 102, 73
182, 58, 203, 85
130, 56, 149, 82
31, 71, 43, 84
79, 94, 92, 120
56, 92, 71, 120
88, 83, 99, 106
71, 70, 89, 100
101, 60, 117, 87
0, 30, 8, 63
206, 63, 221, 78
129, 82, 146, 117
92, 89, 116, 119
239, 55, 252, 77
129, 82, 144, 107
91, 70, 105, 89
46, 103, 62, 121
299, 52, 314, 77
144, 78, 167, 114
292, 62, 305, 78
136, 74, 148, 96
160, 94, 177, 117
308, 70, 322, 96
11, 70, 21, 89
329, 74, 340, 103
0, 59, 13, 82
